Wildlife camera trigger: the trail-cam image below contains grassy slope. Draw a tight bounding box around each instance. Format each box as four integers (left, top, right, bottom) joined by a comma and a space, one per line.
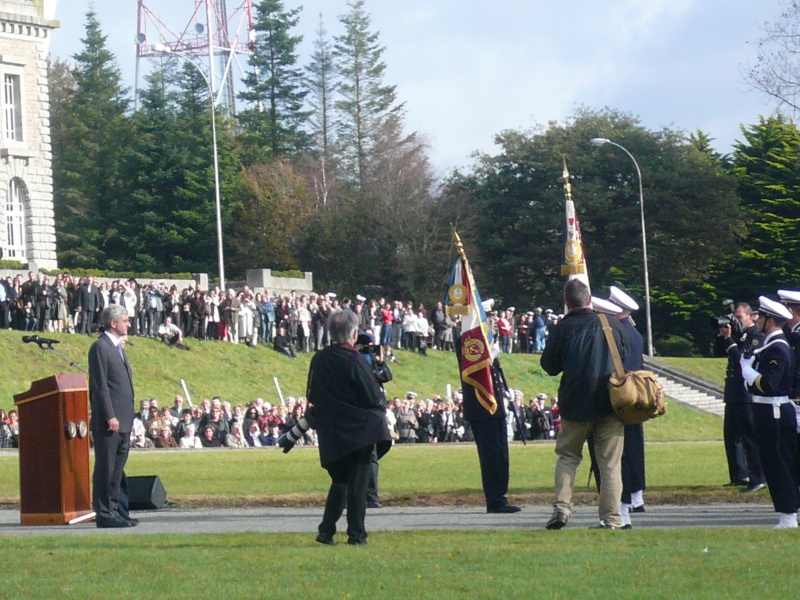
1, 328, 727, 412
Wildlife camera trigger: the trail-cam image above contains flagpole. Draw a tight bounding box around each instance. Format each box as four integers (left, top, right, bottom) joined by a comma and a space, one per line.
561, 158, 590, 294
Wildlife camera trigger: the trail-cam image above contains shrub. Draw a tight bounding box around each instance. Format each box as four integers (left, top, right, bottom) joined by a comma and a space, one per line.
656, 335, 700, 357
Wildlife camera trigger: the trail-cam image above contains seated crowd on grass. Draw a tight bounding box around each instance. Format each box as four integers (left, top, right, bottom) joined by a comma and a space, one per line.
0, 390, 561, 451
0, 272, 559, 355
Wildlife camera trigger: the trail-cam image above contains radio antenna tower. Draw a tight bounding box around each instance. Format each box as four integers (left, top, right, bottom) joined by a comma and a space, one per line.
134, 0, 255, 113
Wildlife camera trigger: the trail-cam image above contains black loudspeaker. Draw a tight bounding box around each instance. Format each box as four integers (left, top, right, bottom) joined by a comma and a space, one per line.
127, 475, 167, 510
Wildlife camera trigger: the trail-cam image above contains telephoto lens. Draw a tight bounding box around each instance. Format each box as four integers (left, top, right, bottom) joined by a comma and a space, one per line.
278, 408, 316, 453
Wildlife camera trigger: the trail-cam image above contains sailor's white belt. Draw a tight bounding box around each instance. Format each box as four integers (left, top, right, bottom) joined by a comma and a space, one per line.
753, 395, 790, 419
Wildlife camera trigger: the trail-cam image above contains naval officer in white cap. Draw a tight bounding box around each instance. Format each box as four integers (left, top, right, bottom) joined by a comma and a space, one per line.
608, 286, 648, 515
740, 296, 799, 528
778, 290, 800, 402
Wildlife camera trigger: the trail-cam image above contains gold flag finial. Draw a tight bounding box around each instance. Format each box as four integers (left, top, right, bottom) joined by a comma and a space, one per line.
451, 224, 467, 261
562, 156, 572, 203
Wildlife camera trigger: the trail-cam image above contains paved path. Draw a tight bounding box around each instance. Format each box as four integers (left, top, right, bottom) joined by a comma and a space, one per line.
0, 503, 779, 536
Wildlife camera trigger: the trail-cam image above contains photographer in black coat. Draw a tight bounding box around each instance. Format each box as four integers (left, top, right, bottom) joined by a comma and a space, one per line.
307, 310, 392, 546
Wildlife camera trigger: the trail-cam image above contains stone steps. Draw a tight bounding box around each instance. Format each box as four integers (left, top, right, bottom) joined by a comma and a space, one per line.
656, 375, 725, 417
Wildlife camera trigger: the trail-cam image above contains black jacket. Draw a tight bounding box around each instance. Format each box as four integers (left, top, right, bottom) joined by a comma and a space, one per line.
721, 324, 764, 404
307, 343, 392, 467
540, 308, 626, 422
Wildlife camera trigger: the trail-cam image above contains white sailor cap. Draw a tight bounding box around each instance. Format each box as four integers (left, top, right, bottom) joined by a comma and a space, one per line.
356, 294, 366, 302
508, 306, 515, 312
406, 391, 418, 399
327, 291, 337, 298
536, 392, 547, 400
481, 298, 495, 311
535, 307, 543, 313
545, 308, 553, 314
609, 286, 639, 312
592, 296, 623, 315
758, 296, 792, 321
778, 289, 800, 306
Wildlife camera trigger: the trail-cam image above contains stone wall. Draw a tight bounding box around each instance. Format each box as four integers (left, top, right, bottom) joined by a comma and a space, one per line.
0, 1, 59, 270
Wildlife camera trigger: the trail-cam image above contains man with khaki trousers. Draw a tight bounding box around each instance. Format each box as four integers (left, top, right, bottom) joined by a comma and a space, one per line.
540, 279, 626, 530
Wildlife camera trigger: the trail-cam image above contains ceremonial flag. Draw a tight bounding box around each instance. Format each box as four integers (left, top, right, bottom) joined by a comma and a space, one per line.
560, 157, 591, 293
446, 228, 497, 414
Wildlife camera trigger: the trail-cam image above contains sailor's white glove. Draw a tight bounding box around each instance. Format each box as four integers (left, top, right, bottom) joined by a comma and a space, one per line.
740, 355, 758, 387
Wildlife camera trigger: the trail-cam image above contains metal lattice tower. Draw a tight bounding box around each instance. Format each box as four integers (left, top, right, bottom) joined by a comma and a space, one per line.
134, 0, 255, 113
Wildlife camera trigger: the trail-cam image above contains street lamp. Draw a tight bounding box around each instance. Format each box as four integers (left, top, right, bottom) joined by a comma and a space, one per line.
153, 43, 226, 291
591, 137, 653, 357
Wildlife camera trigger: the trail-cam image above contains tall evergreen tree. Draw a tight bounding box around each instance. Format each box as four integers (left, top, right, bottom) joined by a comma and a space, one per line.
304, 13, 339, 207
334, 0, 402, 189
173, 62, 241, 276
121, 68, 186, 271
53, 8, 131, 267
728, 114, 800, 295
238, 0, 309, 160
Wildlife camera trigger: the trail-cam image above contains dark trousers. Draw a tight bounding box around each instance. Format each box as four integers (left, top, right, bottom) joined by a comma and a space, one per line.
724, 402, 764, 484
319, 445, 372, 542
92, 430, 130, 520
366, 446, 379, 504
753, 403, 800, 514
80, 309, 95, 334
470, 416, 510, 510
621, 423, 646, 503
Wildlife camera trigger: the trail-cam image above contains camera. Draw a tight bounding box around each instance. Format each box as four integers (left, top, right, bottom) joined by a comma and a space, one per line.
712, 298, 743, 338
278, 407, 315, 453
360, 343, 382, 356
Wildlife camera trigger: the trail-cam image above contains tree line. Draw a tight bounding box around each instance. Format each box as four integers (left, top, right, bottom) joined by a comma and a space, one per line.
49, 1, 800, 355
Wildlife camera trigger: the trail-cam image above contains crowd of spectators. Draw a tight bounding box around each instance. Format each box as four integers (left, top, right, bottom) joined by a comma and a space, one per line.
0, 272, 564, 450
0, 272, 559, 356
0, 387, 561, 452
120, 387, 562, 451
0, 409, 19, 448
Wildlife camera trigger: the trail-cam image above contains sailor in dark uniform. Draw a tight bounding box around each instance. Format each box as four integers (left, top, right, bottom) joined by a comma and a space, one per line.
740, 296, 799, 529
607, 286, 648, 516
457, 299, 520, 514
777, 289, 800, 482
718, 303, 766, 492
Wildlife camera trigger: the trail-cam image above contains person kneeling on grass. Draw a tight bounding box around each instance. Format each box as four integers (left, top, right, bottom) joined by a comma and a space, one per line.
273, 324, 296, 358
158, 315, 190, 350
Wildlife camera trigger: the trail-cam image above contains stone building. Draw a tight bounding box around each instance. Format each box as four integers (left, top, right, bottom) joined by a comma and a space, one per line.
0, 0, 58, 269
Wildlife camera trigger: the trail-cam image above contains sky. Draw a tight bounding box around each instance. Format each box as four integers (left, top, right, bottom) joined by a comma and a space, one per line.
48, 0, 788, 176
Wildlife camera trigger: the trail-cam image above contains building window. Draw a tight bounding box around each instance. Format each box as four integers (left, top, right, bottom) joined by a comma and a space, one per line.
6, 180, 26, 259
3, 74, 23, 143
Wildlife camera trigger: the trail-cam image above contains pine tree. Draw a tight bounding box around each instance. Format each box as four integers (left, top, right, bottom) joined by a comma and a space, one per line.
238, 0, 309, 160
728, 114, 800, 294
53, 8, 131, 267
334, 0, 402, 189
304, 13, 339, 207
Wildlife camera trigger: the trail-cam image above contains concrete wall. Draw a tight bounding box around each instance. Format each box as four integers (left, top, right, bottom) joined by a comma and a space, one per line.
0, 1, 59, 269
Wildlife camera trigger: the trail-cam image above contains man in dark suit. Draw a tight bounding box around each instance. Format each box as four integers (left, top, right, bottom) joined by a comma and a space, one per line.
79, 276, 103, 335
89, 304, 137, 528
307, 310, 393, 546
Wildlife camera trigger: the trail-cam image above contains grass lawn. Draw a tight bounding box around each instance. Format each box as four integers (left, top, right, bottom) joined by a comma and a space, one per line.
0, 438, 743, 506
0, 333, 770, 599
3, 529, 798, 598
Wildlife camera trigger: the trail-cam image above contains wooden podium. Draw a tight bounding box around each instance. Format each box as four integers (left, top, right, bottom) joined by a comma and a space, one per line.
14, 374, 93, 525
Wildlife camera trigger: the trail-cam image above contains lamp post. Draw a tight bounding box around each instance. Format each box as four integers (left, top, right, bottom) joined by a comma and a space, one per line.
591, 137, 653, 357
154, 43, 226, 291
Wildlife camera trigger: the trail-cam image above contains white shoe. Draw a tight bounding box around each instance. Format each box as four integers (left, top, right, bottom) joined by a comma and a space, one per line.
775, 513, 798, 529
